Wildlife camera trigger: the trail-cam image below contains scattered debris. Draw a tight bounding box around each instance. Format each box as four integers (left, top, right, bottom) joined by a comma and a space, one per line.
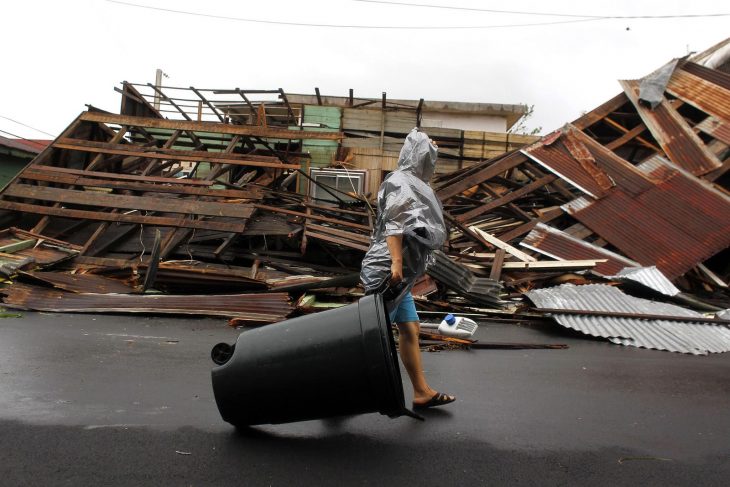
0, 38, 728, 353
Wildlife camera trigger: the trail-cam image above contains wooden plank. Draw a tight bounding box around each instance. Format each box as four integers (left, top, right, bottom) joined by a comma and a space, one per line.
5, 184, 254, 219
53, 138, 301, 169
456, 174, 556, 223
0, 201, 246, 232
497, 207, 563, 243
304, 230, 369, 251
469, 226, 537, 262
20, 169, 262, 199
86, 125, 129, 171
79, 112, 343, 140
604, 122, 649, 150
572, 93, 629, 130
501, 259, 603, 270
28, 165, 213, 186
489, 249, 505, 280
436, 151, 527, 201
306, 223, 371, 244
253, 204, 371, 231
602, 118, 660, 152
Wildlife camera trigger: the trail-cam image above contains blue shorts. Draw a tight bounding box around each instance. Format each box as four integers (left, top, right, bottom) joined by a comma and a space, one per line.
389, 291, 420, 323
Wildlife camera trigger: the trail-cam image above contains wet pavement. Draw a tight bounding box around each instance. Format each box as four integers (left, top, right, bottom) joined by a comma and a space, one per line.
0, 311, 729, 486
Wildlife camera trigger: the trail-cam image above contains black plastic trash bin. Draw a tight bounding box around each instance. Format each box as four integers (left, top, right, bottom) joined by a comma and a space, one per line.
211, 293, 407, 426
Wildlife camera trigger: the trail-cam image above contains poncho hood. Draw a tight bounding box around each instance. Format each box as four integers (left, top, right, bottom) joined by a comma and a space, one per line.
397, 129, 438, 182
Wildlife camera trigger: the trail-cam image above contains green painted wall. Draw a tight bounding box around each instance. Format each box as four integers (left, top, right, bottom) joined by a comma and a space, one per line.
0, 155, 31, 189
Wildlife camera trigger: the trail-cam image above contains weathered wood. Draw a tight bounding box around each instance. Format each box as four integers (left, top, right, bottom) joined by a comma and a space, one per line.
5, 184, 255, 219
604, 121, 649, 151
21, 169, 261, 199
304, 230, 369, 251
497, 207, 563, 243
0, 201, 246, 232
29, 165, 213, 186
572, 93, 629, 129
489, 249, 506, 280
456, 175, 556, 223
54, 138, 301, 169
469, 226, 537, 262
254, 204, 371, 231
602, 118, 659, 152
79, 112, 343, 140
305, 223, 371, 244
437, 151, 527, 201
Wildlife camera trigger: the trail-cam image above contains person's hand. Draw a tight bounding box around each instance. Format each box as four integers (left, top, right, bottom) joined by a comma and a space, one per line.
390, 260, 403, 285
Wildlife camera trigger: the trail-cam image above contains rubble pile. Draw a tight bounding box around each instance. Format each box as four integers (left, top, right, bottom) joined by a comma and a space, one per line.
0, 38, 728, 353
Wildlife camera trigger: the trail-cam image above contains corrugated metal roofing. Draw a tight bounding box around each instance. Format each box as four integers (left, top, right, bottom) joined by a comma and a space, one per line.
427, 250, 503, 307
1, 284, 292, 323
681, 61, 730, 91
523, 138, 611, 199
526, 284, 730, 355
607, 266, 680, 297
520, 223, 639, 276
0, 136, 51, 155
667, 69, 730, 122
620, 79, 721, 176
560, 156, 730, 279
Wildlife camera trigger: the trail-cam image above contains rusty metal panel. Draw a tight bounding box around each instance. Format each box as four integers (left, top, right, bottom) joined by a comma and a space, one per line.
18, 271, 135, 294
524, 137, 612, 199
520, 223, 639, 276
695, 117, 730, 146
620, 79, 722, 176
666, 69, 730, 122
681, 62, 730, 91
1, 284, 292, 322
565, 126, 654, 196
562, 160, 730, 278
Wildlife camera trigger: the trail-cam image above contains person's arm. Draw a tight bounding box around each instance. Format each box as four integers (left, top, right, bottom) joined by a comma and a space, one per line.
386, 235, 403, 285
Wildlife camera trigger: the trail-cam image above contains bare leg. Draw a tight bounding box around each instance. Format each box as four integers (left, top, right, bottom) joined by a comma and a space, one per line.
396, 321, 454, 405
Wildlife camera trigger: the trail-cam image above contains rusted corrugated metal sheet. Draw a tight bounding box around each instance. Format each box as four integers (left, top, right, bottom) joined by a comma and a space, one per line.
520, 223, 639, 276
1, 284, 292, 323
526, 284, 730, 355
18, 271, 135, 294
523, 137, 612, 199
525, 126, 654, 197
0, 136, 51, 155
666, 69, 730, 122
620, 79, 722, 176
681, 61, 730, 91
562, 159, 730, 278
695, 117, 730, 146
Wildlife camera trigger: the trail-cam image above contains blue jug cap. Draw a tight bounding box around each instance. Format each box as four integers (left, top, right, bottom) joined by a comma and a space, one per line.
444, 314, 456, 325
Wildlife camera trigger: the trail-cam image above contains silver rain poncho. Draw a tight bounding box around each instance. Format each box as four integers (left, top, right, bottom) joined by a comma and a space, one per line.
360, 128, 447, 309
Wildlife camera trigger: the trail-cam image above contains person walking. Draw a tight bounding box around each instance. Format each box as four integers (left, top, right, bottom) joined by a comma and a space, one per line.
361, 128, 455, 410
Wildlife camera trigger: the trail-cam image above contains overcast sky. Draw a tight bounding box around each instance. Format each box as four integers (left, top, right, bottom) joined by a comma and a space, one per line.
1, 0, 728, 140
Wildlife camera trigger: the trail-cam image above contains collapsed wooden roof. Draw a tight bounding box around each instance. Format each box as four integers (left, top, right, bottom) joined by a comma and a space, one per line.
434, 44, 730, 287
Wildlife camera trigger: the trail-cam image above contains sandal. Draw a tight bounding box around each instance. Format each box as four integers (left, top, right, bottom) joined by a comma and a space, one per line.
412, 392, 455, 410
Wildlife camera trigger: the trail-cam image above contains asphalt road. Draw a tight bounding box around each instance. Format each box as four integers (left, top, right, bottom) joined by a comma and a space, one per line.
0, 311, 728, 486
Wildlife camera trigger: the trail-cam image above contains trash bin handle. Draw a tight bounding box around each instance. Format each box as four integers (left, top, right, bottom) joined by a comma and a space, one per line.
373, 272, 393, 295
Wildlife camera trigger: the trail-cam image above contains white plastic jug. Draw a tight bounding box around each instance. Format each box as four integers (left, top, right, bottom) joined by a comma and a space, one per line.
438, 314, 478, 338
